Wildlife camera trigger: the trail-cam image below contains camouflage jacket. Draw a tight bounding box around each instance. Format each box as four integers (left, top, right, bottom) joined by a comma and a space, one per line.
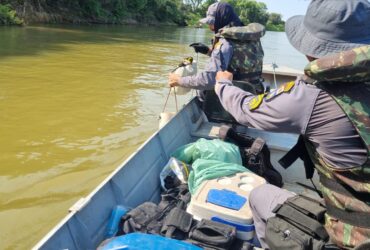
304, 45, 370, 249
217, 23, 265, 83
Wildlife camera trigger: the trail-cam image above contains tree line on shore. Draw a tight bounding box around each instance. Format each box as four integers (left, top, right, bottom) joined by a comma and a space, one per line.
0, 0, 285, 31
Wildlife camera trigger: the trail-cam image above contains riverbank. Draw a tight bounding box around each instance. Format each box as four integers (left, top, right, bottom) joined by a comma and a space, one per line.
0, 1, 285, 31
0, 1, 186, 26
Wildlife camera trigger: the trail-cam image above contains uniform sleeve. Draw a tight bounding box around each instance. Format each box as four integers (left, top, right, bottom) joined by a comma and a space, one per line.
179, 39, 233, 90
215, 79, 310, 134
215, 79, 255, 126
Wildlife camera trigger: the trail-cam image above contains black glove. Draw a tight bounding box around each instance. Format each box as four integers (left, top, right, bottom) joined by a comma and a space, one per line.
189, 42, 209, 55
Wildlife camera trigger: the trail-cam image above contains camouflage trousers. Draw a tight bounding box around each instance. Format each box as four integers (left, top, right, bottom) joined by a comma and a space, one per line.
317, 169, 370, 249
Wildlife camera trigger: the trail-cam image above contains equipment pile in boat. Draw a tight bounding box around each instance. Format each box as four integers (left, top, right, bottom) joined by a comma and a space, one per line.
97, 126, 282, 250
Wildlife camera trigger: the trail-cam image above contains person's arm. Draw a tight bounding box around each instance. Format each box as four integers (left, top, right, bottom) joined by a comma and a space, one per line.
214, 71, 308, 134
215, 77, 255, 126
169, 39, 233, 90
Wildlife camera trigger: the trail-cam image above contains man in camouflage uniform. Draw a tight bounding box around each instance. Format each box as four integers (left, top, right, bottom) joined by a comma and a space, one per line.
168, 2, 265, 122
214, 0, 370, 249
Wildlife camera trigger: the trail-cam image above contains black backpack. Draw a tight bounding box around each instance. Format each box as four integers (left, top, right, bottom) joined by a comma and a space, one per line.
219, 125, 283, 188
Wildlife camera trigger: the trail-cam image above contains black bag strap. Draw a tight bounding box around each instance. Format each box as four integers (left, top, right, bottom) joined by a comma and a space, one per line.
273, 203, 329, 241
325, 203, 370, 229
279, 135, 316, 179
161, 207, 193, 238
286, 195, 326, 222
142, 185, 190, 231
218, 125, 254, 148
320, 174, 370, 203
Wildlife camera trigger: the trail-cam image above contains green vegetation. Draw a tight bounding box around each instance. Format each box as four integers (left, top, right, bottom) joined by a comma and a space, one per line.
223, 0, 285, 31
0, 0, 285, 31
185, 0, 285, 31
266, 12, 285, 31
0, 0, 186, 25
0, 4, 23, 25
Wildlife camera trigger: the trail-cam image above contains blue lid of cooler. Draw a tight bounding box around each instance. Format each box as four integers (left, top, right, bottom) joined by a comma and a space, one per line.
206, 189, 247, 210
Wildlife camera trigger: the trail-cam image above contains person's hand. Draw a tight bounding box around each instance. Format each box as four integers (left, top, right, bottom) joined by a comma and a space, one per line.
189, 42, 210, 55
168, 73, 180, 87
216, 71, 233, 82
215, 71, 233, 92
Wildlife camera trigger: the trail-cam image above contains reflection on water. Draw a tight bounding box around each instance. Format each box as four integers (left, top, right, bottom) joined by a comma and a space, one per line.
0, 25, 304, 249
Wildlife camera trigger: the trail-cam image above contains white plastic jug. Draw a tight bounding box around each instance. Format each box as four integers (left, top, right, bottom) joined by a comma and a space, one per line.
158, 112, 176, 129
172, 61, 197, 95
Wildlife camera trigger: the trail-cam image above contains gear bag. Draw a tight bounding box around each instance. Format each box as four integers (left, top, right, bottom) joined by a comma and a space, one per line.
265, 195, 332, 250
219, 125, 283, 187
120, 184, 190, 236
119, 184, 244, 250
187, 219, 237, 250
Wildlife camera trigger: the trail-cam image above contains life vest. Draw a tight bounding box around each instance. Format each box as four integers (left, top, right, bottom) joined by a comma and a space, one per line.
304, 45, 370, 249
218, 23, 265, 85
216, 23, 265, 80
203, 23, 266, 123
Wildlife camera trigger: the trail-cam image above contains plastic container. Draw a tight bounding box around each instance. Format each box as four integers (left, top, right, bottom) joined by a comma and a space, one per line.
105, 205, 129, 239
98, 233, 202, 250
159, 157, 192, 190
172, 61, 197, 95
187, 172, 266, 241
159, 112, 176, 129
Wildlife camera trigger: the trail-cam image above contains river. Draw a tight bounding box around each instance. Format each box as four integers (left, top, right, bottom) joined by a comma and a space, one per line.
0, 25, 306, 249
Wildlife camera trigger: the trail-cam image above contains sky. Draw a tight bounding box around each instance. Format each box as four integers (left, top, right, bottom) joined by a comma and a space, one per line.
259, 0, 311, 21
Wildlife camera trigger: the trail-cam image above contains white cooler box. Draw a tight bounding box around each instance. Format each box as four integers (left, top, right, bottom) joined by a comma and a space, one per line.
187, 172, 266, 241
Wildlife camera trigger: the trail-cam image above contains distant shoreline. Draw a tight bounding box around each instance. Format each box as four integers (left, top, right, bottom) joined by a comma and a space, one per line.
0, 2, 284, 31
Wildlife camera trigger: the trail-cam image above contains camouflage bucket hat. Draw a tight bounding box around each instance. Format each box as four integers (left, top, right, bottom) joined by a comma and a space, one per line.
285, 0, 370, 58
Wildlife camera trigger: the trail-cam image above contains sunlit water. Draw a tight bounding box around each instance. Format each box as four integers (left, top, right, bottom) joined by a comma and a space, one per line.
0, 25, 305, 249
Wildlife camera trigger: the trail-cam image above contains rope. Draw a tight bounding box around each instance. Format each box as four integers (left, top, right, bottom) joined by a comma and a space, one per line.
162, 87, 179, 113
174, 87, 178, 112
191, 53, 199, 99
162, 88, 172, 113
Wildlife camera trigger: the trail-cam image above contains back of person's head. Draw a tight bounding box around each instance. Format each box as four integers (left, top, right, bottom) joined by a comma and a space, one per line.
199, 2, 243, 33
214, 2, 243, 33
285, 0, 370, 58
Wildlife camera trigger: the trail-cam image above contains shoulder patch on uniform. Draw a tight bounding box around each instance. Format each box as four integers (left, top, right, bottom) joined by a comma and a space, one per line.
283, 81, 295, 92
214, 41, 223, 50
266, 81, 295, 101
248, 94, 265, 111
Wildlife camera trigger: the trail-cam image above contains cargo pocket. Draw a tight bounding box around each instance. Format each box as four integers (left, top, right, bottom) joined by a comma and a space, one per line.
266, 217, 312, 250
